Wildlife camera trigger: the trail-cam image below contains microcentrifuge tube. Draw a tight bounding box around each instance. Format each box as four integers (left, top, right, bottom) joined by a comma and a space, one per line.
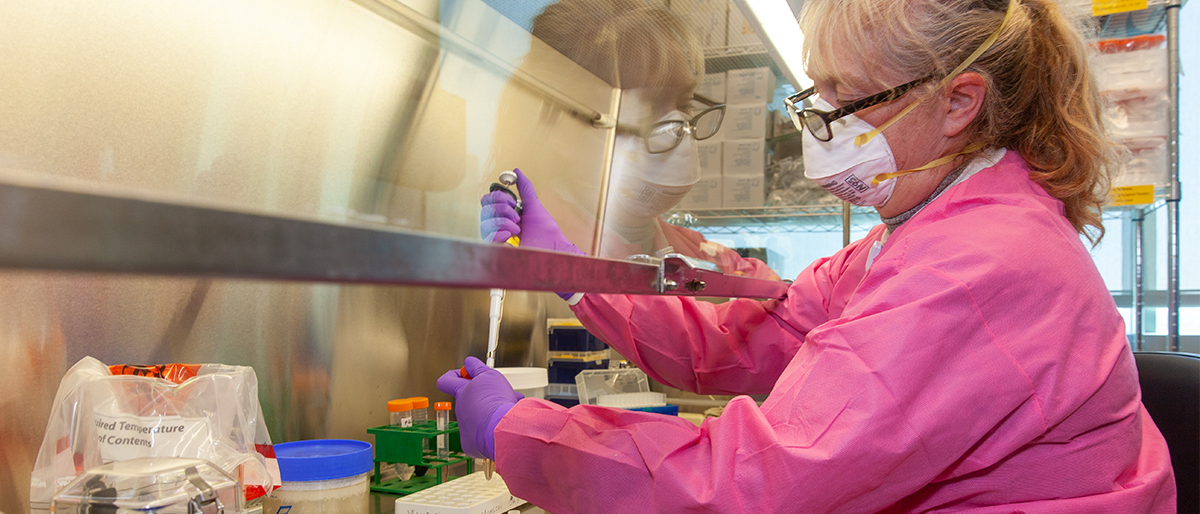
435, 401, 452, 460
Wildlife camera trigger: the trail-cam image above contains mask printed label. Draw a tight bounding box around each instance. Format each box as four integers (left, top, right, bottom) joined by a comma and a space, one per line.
844, 176, 870, 193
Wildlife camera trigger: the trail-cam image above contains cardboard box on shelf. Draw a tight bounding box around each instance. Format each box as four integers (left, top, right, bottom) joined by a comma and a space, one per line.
722, 139, 765, 177
678, 175, 722, 209
714, 103, 767, 141
697, 141, 722, 175
697, 72, 727, 103
727, 4, 763, 49
723, 175, 765, 208
726, 67, 774, 104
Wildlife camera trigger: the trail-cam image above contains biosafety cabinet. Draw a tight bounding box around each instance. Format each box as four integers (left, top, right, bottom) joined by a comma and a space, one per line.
0, 0, 1190, 512
0, 0, 792, 511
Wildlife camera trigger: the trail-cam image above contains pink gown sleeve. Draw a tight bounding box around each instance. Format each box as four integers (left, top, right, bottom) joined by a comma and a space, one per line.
495, 246, 1045, 513
566, 227, 881, 395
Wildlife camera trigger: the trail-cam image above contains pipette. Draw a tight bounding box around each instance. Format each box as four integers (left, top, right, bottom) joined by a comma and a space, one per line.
486, 287, 504, 369
485, 169, 520, 369
480, 170, 521, 480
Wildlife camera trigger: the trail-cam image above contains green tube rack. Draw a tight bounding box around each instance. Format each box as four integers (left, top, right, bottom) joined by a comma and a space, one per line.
367, 421, 475, 496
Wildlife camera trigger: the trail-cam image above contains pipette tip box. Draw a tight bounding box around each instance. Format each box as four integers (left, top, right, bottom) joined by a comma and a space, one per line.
393, 471, 526, 514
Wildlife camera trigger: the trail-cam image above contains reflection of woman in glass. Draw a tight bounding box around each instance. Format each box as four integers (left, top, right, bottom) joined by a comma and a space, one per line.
484, 0, 776, 278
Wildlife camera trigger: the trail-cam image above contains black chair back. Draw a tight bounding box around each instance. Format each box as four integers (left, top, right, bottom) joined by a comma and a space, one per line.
1134, 351, 1200, 514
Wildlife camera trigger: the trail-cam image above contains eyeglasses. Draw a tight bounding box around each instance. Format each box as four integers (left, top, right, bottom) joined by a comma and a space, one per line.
615, 94, 726, 154
784, 75, 934, 142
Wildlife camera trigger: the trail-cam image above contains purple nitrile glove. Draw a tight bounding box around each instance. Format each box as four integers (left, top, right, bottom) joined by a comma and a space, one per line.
435, 357, 523, 460
479, 168, 586, 301
480, 168, 586, 256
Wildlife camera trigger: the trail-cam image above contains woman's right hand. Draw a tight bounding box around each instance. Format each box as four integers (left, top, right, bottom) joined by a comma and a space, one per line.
479, 168, 584, 256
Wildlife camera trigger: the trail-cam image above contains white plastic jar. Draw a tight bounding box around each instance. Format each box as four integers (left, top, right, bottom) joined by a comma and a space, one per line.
495, 367, 548, 399
266, 439, 372, 514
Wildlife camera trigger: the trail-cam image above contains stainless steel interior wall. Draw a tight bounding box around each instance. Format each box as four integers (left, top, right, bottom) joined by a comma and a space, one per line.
0, 0, 609, 511
0, 273, 572, 512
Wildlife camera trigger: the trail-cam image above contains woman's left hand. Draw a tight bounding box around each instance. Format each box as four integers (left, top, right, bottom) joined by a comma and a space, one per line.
436, 357, 523, 460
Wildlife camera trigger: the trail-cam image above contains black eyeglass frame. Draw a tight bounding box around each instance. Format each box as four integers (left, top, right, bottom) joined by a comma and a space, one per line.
614, 94, 727, 154
784, 74, 935, 142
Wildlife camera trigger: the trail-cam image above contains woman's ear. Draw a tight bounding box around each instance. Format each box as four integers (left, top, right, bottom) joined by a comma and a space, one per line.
942, 72, 986, 138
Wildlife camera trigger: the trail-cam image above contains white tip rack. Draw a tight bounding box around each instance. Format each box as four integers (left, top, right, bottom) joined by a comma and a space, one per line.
393, 471, 526, 514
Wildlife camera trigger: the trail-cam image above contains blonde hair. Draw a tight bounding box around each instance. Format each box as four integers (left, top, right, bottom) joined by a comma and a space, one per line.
799, 0, 1116, 243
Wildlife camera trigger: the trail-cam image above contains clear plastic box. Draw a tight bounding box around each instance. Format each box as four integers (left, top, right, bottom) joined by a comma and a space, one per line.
574, 369, 651, 406
52, 458, 242, 514
547, 350, 609, 362
597, 392, 666, 409
545, 383, 578, 398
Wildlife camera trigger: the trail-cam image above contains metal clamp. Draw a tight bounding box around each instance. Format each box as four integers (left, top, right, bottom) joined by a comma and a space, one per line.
186, 466, 221, 514
660, 253, 720, 294
653, 254, 714, 293
628, 253, 788, 299
628, 253, 718, 293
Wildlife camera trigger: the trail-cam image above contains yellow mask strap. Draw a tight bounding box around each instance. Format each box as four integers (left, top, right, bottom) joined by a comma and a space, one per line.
855, 0, 1018, 147
871, 142, 988, 185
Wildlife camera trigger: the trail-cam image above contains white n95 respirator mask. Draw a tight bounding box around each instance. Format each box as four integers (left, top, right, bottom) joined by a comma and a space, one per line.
802, 97, 901, 207
801, 97, 985, 207
611, 110, 701, 220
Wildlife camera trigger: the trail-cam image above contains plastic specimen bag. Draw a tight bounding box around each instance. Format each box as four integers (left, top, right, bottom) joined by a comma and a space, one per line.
29, 356, 279, 514
1096, 35, 1170, 188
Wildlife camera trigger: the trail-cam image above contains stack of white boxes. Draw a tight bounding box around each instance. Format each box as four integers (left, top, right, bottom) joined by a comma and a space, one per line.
670, 1, 771, 210
670, 0, 764, 51
682, 141, 723, 209
721, 67, 772, 208
679, 67, 773, 209
680, 71, 726, 210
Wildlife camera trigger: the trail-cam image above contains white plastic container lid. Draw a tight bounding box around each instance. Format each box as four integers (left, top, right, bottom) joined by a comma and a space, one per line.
495, 367, 548, 391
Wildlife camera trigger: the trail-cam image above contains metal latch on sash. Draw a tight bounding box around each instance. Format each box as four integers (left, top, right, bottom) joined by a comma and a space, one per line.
186, 466, 222, 514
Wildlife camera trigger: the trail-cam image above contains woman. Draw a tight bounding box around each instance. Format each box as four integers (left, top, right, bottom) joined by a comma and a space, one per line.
441, 0, 1177, 511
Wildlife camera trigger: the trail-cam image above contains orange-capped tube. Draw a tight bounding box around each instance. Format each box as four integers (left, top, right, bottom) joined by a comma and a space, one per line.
435, 401, 452, 460
408, 397, 429, 422
388, 399, 414, 428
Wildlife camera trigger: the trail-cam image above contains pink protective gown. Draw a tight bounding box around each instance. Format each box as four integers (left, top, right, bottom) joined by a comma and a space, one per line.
494, 151, 1177, 513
